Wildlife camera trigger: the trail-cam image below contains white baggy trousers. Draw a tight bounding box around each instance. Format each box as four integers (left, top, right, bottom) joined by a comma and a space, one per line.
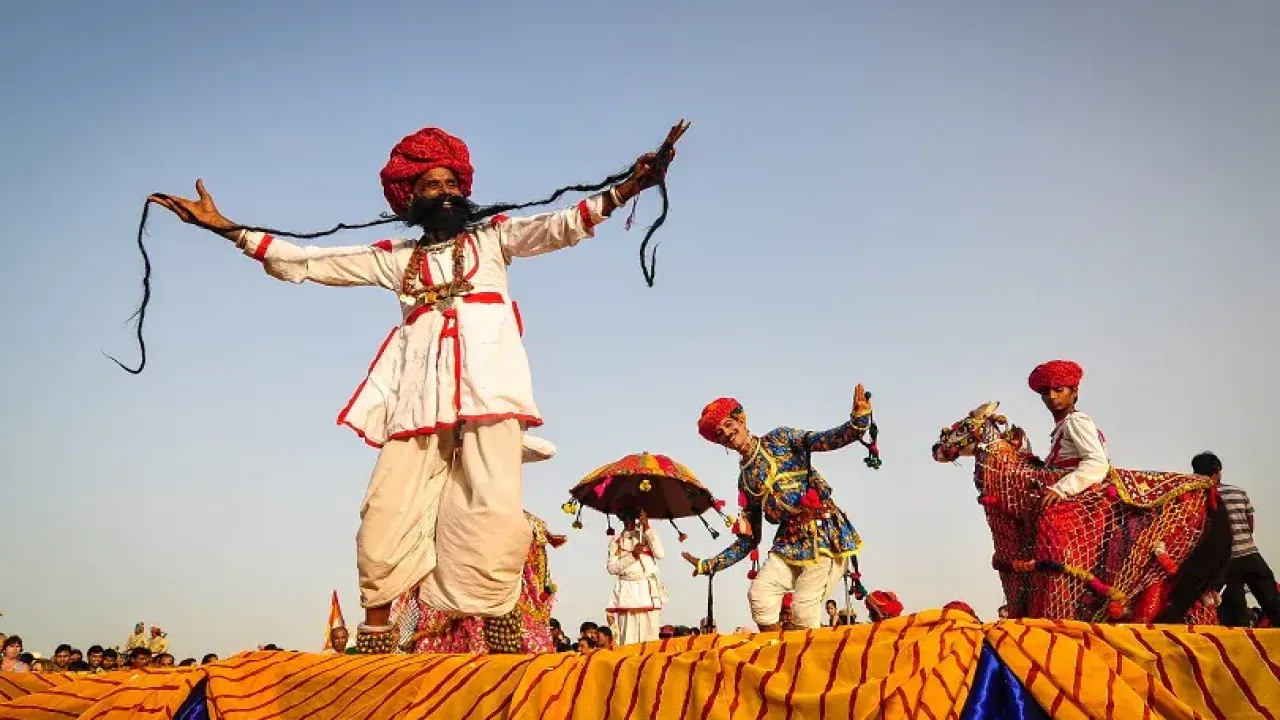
747, 552, 847, 628
356, 418, 531, 617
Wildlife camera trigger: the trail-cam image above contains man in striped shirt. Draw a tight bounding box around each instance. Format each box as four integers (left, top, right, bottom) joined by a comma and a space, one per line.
1194, 452, 1280, 626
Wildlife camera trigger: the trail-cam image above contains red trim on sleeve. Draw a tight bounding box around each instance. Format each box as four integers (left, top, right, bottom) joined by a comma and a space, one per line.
371, 239, 394, 252
252, 235, 274, 261
512, 301, 524, 337
577, 200, 596, 231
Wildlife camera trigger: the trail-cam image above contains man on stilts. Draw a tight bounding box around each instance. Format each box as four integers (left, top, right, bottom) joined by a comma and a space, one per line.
680, 385, 877, 630
149, 125, 682, 652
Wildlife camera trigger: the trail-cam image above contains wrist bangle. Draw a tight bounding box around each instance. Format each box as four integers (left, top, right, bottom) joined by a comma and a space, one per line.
609, 186, 625, 207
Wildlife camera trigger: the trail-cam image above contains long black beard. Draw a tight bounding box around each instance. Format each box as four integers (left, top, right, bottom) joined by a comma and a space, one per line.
113, 139, 675, 374
403, 194, 479, 243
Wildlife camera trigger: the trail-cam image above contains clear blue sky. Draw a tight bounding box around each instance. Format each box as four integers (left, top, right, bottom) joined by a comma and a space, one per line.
2, 1, 1277, 658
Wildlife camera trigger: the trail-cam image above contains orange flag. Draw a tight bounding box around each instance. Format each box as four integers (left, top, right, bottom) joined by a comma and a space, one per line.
322, 591, 346, 650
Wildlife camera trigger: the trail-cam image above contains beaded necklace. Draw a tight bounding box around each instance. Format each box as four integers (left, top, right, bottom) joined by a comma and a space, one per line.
398, 234, 473, 308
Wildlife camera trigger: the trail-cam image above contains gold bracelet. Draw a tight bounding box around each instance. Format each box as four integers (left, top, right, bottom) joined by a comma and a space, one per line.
609, 186, 625, 207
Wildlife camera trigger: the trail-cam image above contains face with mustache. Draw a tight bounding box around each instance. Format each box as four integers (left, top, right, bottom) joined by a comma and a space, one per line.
405, 167, 479, 241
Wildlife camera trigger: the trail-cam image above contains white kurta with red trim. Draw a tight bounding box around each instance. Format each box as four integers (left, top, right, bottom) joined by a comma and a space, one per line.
1044, 411, 1110, 498
233, 198, 607, 445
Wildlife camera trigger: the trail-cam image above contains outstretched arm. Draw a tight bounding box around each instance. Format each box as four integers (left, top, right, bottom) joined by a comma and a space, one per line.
787, 415, 871, 453
499, 128, 685, 261
692, 501, 762, 575
230, 230, 401, 288
786, 384, 874, 453
149, 181, 400, 289
497, 196, 609, 261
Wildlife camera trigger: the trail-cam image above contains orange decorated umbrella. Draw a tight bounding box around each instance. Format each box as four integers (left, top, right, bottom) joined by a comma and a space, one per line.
563, 452, 732, 540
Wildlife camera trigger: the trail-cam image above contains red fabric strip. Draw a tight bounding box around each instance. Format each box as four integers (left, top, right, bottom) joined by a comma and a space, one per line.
1159, 629, 1229, 720
252, 235, 274, 261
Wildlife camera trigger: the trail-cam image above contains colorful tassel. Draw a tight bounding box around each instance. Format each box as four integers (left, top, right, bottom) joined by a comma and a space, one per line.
1107, 601, 1125, 620
801, 488, 822, 509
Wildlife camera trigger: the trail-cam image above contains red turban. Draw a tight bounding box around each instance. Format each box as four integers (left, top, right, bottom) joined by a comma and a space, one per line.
865, 590, 903, 618
1027, 360, 1084, 393
943, 601, 976, 616
379, 127, 474, 217
781, 592, 794, 609
698, 398, 743, 443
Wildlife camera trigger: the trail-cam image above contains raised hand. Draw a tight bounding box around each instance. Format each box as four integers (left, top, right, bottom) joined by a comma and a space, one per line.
148, 179, 235, 233
852, 383, 873, 418
633, 119, 690, 190
680, 551, 702, 576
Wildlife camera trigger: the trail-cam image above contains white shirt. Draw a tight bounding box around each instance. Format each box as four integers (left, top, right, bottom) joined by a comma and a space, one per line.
1045, 411, 1111, 498
607, 528, 665, 581
233, 198, 607, 447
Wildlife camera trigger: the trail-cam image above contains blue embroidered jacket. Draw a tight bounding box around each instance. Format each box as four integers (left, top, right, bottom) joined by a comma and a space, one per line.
701, 415, 869, 573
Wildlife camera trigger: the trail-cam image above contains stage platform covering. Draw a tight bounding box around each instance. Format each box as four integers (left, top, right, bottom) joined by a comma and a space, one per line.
2, 610, 1278, 719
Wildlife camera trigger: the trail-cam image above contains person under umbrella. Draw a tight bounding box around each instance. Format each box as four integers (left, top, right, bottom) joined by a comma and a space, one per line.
606, 507, 667, 644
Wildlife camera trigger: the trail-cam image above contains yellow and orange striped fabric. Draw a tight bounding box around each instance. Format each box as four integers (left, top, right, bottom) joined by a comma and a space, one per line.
2, 611, 1277, 719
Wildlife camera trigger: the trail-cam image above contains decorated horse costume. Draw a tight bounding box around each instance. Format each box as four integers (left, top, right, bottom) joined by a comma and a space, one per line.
932, 402, 1230, 623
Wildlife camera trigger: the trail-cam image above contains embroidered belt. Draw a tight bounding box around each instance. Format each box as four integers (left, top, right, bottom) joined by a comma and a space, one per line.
403, 291, 506, 326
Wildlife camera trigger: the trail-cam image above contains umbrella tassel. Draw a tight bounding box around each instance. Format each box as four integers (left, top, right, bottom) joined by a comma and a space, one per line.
572, 505, 584, 531
847, 555, 867, 600
606, 515, 615, 536
860, 410, 882, 470
697, 514, 720, 540
668, 518, 688, 543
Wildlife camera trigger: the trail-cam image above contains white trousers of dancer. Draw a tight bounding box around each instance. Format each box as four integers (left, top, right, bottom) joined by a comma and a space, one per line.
356, 418, 531, 617
748, 552, 847, 628
614, 610, 661, 645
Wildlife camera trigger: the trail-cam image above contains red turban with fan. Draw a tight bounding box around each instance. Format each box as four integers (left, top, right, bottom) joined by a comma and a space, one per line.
379, 127, 474, 217
1027, 360, 1084, 393
698, 397, 743, 443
